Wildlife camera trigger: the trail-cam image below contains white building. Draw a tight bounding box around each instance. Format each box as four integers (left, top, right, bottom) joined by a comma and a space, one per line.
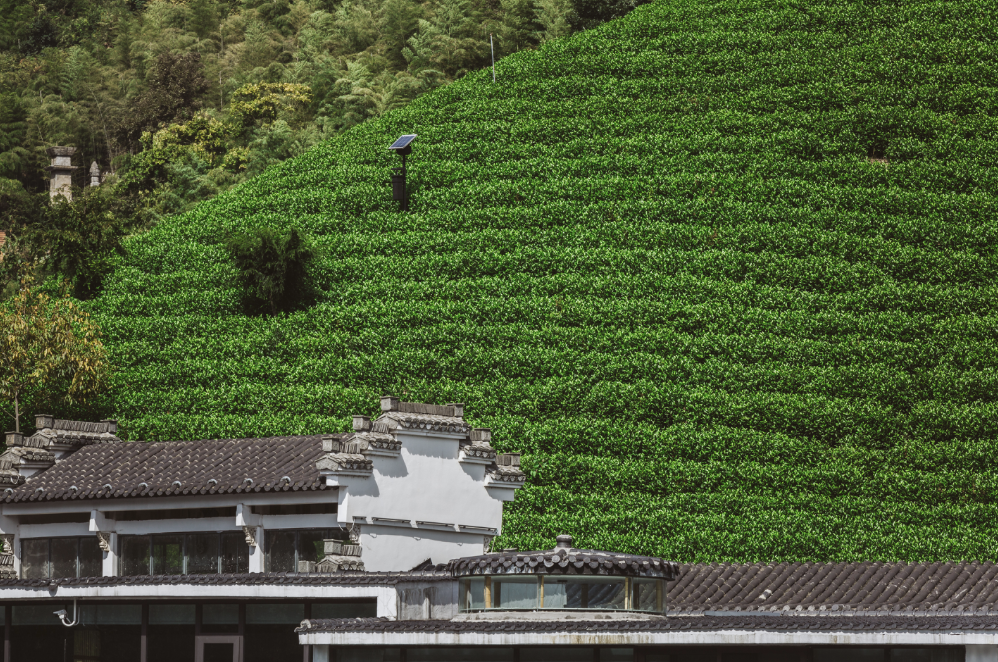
1, 398, 996, 662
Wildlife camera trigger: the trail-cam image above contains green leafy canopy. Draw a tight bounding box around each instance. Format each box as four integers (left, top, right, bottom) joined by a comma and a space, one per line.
77, 0, 998, 562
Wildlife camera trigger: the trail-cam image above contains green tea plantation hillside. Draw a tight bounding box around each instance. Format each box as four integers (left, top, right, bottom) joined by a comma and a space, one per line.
82, 0, 998, 561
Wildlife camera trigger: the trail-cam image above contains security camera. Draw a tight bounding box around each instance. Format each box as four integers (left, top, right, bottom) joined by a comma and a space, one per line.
53, 609, 67, 618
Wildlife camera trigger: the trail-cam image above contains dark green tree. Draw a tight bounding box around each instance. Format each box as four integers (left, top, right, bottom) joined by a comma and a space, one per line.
224, 227, 313, 315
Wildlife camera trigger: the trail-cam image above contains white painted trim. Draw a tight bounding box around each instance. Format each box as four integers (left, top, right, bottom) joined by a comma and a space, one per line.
299, 629, 998, 647
19, 523, 91, 538
248, 527, 265, 573
1, 490, 338, 516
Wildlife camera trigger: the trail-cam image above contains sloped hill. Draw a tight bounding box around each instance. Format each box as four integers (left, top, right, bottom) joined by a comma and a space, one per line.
91, 0, 997, 561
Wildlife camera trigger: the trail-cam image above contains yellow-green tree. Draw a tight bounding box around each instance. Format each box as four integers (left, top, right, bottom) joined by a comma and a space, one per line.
0, 281, 109, 433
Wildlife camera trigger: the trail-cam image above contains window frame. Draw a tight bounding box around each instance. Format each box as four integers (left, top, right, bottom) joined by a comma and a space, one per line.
263, 528, 346, 573
19, 536, 102, 579
118, 532, 249, 576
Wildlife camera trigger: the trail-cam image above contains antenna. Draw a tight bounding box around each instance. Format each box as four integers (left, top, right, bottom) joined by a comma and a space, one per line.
490, 34, 496, 83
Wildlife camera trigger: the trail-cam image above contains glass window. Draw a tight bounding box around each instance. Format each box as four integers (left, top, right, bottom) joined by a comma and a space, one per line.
21, 539, 49, 579
187, 533, 220, 574
408, 649, 514, 662
152, 535, 184, 575
543, 577, 625, 609
150, 605, 195, 624
202, 603, 239, 634
312, 602, 378, 618
50, 538, 78, 578
339, 649, 401, 662
298, 530, 327, 565
79, 537, 102, 577
815, 650, 883, 662
120, 536, 151, 576
20, 537, 103, 578
600, 650, 633, 662
120, 533, 249, 576
266, 530, 297, 572
461, 578, 486, 610
494, 576, 539, 609
521, 648, 594, 662
246, 604, 304, 624
221, 532, 248, 573
631, 578, 660, 612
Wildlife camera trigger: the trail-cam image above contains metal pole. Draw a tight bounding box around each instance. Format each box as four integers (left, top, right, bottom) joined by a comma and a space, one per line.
490, 34, 496, 83
401, 153, 408, 211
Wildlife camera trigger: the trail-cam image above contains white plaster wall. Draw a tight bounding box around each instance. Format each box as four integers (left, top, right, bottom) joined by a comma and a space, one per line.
360, 525, 487, 571
339, 431, 505, 531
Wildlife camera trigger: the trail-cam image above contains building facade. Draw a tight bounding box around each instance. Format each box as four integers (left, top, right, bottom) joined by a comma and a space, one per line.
0, 399, 996, 662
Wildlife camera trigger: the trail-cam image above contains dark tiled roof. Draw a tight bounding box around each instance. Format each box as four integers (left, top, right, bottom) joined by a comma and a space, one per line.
297, 615, 998, 633
668, 562, 998, 614
3, 435, 348, 502
447, 536, 679, 580
0, 571, 452, 588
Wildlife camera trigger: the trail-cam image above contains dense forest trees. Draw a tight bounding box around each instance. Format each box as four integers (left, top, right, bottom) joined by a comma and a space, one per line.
0, 0, 644, 297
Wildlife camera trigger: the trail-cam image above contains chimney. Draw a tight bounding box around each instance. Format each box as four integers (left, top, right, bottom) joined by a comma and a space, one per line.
89, 162, 101, 187
45, 147, 77, 201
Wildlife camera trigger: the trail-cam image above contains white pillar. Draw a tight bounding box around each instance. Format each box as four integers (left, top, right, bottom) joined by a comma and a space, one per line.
102, 532, 118, 576
967, 646, 998, 662
249, 526, 265, 573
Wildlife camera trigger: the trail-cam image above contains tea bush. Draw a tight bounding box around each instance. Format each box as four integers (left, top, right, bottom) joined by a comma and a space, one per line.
84, 0, 998, 560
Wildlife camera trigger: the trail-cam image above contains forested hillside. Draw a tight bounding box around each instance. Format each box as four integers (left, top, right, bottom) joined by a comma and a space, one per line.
0, 0, 631, 246
7, 0, 998, 561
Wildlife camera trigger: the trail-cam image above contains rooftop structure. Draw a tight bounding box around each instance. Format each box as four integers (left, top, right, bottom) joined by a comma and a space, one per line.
0, 400, 995, 661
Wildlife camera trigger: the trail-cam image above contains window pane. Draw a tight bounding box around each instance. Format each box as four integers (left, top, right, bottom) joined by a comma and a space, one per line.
408, 649, 513, 662
494, 577, 538, 609
246, 604, 304, 624
202, 603, 238, 634
149, 605, 195, 625
187, 533, 220, 574
221, 532, 249, 573
544, 577, 625, 609
339, 649, 401, 662
120, 536, 151, 576
600, 650, 633, 662
266, 531, 296, 572
79, 537, 102, 577
203, 604, 238, 624
462, 578, 486, 610
50, 538, 78, 578
815, 650, 883, 662
521, 649, 593, 662
632, 579, 659, 611
297, 530, 328, 565
152, 535, 184, 575
21, 539, 49, 579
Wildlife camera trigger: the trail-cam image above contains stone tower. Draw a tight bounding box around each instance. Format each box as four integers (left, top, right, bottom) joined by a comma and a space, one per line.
45, 146, 77, 201
89, 161, 101, 187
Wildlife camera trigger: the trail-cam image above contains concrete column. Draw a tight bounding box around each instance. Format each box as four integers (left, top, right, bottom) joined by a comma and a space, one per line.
967, 646, 998, 662
45, 146, 77, 201
102, 532, 118, 576
248, 526, 265, 573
